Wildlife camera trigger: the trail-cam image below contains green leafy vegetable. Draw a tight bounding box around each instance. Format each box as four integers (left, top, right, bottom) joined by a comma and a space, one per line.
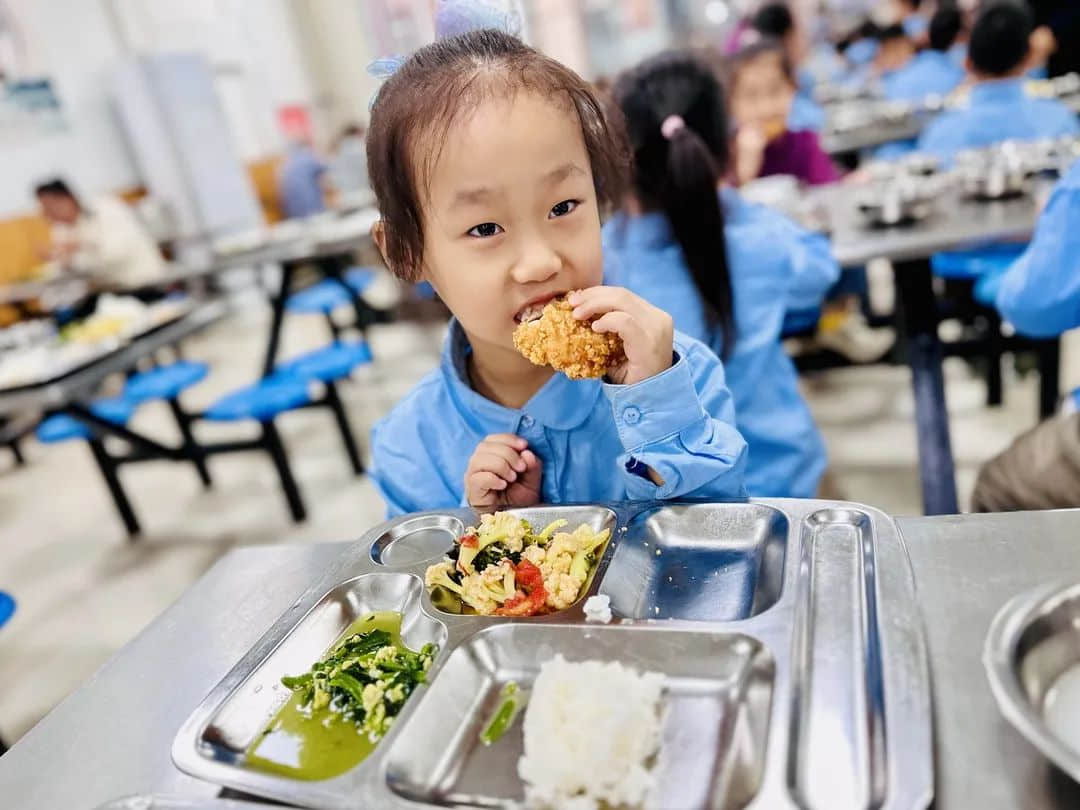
280, 625, 437, 743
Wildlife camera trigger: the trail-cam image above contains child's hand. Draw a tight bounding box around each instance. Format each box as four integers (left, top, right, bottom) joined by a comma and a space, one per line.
465, 434, 542, 509
568, 287, 674, 386
734, 124, 767, 186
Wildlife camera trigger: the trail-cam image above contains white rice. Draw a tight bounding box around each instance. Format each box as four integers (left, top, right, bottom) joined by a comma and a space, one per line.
518, 655, 664, 810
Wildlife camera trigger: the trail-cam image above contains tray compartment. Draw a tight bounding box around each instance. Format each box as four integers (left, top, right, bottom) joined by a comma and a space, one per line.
599, 504, 788, 621
370, 514, 465, 566
185, 572, 445, 792
786, 508, 887, 810
385, 623, 775, 809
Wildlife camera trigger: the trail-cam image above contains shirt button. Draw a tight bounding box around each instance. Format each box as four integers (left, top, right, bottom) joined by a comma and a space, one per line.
622, 406, 641, 425
520, 414, 534, 429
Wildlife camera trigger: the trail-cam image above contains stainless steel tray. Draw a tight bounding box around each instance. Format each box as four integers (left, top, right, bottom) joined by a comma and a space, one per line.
172, 499, 933, 809
985, 581, 1080, 784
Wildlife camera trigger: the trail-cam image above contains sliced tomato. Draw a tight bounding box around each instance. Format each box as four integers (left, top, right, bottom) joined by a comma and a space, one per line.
494, 560, 548, 616
460, 534, 478, 548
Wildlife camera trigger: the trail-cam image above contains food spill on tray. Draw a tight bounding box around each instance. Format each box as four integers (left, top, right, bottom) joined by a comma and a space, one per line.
512, 294, 625, 379
424, 511, 610, 616
479, 681, 524, 746
245, 611, 436, 780
518, 655, 664, 810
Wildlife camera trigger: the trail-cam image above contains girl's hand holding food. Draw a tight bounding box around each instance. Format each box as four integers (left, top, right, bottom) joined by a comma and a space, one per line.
465, 434, 543, 509
567, 287, 674, 386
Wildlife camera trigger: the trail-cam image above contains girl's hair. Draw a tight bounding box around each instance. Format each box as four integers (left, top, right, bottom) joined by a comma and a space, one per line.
366, 28, 629, 281
612, 51, 736, 358
728, 36, 796, 88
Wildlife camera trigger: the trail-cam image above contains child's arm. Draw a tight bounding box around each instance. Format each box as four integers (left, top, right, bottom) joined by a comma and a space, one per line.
996, 169, 1080, 337
569, 287, 748, 501
370, 415, 462, 518
603, 335, 748, 501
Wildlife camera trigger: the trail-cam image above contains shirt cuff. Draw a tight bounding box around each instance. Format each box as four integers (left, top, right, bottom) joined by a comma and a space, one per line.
602, 352, 705, 451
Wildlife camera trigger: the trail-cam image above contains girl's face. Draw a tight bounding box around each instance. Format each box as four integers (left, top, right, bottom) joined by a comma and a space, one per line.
418, 91, 604, 358
729, 53, 795, 139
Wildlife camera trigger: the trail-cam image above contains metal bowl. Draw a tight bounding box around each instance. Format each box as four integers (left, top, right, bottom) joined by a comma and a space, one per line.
984, 581, 1080, 785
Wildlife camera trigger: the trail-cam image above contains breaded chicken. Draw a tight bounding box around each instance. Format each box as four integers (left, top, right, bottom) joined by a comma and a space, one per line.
513, 296, 625, 380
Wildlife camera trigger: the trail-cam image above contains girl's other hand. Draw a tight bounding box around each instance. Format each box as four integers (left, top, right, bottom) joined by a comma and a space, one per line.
568, 287, 674, 386
465, 434, 542, 509
734, 124, 768, 186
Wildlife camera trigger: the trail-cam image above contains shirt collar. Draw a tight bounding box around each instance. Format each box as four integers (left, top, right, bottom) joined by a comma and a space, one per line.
970, 77, 1027, 105
440, 319, 603, 432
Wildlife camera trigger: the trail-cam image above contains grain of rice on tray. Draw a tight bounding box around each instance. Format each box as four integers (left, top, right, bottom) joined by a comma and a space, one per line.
518, 655, 664, 810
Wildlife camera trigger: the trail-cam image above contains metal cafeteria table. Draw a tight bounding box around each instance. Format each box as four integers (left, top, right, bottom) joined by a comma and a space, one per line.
823, 183, 1048, 516
2, 508, 1080, 809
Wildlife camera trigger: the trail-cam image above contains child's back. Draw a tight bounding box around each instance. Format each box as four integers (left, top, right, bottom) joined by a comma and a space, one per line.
918, 1, 1079, 162
605, 191, 835, 499
606, 52, 838, 499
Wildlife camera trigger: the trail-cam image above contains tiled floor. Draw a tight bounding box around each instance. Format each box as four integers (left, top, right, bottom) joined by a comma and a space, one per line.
0, 292, 1072, 744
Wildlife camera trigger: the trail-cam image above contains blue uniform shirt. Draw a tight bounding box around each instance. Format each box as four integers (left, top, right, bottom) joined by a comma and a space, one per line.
881, 49, 965, 102
918, 78, 1080, 163
603, 189, 839, 498
278, 145, 328, 219
371, 323, 749, 517
996, 160, 1080, 337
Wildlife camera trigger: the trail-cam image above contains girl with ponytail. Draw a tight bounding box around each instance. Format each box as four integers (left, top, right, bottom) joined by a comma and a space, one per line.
605, 50, 839, 498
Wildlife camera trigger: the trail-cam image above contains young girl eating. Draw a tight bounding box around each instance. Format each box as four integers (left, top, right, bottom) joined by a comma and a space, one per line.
605, 51, 838, 499
365, 29, 748, 517
727, 37, 838, 187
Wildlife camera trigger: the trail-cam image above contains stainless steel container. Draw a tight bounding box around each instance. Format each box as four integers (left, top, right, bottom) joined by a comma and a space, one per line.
172, 499, 933, 809
985, 581, 1080, 785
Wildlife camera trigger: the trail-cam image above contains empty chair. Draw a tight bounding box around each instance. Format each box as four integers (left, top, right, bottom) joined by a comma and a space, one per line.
123, 360, 211, 487
201, 375, 314, 522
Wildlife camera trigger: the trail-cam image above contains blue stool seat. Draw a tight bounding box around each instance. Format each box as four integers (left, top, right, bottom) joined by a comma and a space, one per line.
36, 397, 137, 443
286, 280, 353, 314
276, 341, 373, 383
974, 268, 1008, 309
123, 361, 208, 404
0, 591, 14, 629
203, 377, 312, 422
414, 281, 436, 301
345, 267, 376, 295
931, 244, 1027, 280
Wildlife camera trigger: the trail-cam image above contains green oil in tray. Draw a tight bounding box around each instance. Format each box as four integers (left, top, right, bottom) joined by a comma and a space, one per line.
245, 611, 411, 781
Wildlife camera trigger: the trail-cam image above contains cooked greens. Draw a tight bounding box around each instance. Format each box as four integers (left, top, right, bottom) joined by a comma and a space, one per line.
280, 623, 437, 742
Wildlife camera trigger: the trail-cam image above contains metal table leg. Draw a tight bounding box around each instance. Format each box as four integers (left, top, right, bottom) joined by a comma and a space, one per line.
87, 439, 141, 538
262, 261, 298, 379
894, 258, 959, 515
1037, 338, 1061, 419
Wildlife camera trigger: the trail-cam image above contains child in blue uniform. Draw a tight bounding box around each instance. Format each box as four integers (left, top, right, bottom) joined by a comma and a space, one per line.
881, 7, 966, 103
918, 1, 1079, 163
605, 52, 839, 499
750, 3, 826, 132
365, 30, 748, 517
995, 159, 1080, 336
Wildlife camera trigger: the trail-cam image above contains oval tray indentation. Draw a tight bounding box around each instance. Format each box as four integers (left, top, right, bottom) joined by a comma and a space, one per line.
370, 515, 464, 566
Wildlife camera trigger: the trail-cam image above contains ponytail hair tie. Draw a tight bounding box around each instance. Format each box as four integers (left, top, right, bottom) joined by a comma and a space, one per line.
661, 115, 686, 140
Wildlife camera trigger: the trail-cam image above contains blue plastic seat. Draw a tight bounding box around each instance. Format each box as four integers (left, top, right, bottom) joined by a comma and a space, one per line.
36, 397, 138, 443
276, 341, 373, 383
285, 279, 353, 314
345, 267, 376, 295
414, 281, 437, 300
931, 244, 1027, 281
123, 361, 208, 404
0, 591, 14, 629
202, 376, 312, 422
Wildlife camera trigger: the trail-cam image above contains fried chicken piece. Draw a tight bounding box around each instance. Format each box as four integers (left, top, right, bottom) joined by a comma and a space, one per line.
513, 296, 625, 380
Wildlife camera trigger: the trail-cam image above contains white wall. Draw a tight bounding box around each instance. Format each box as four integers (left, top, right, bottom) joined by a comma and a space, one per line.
0, 0, 136, 218
0, 0, 318, 218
